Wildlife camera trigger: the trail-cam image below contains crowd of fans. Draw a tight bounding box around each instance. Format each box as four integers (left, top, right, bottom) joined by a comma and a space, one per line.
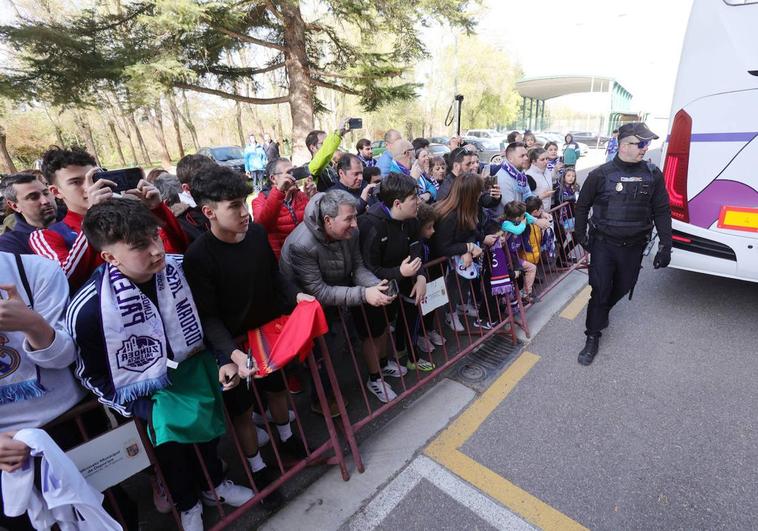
0, 120, 583, 530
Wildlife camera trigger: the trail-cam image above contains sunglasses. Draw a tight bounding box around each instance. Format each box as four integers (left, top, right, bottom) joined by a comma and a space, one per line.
627, 139, 651, 149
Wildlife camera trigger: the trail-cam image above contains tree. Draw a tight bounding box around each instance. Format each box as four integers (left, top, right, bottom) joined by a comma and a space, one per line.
0, 0, 477, 161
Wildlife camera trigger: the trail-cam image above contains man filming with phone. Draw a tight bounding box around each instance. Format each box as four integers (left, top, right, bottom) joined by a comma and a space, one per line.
30, 147, 188, 291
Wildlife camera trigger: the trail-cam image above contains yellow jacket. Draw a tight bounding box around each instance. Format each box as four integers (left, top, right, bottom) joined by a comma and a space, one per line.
519, 225, 542, 265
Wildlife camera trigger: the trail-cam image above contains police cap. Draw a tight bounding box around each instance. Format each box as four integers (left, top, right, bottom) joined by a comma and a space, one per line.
618, 122, 659, 141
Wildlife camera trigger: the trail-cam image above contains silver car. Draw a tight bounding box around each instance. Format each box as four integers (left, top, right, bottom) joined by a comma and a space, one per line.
461, 137, 503, 164
197, 146, 246, 174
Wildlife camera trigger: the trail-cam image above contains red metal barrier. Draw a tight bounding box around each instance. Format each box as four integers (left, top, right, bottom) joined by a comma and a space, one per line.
44, 249, 565, 529
513, 200, 589, 304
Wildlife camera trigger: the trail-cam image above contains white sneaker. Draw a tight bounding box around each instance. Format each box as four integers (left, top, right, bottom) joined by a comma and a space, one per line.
202, 480, 255, 507
382, 359, 408, 378
445, 312, 464, 332
181, 502, 203, 531
428, 330, 447, 346
366, 378, 397, 403
416, 336, 435, 354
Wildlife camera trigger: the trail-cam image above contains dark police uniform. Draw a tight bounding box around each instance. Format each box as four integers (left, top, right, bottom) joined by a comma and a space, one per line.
573, 122, 672, 365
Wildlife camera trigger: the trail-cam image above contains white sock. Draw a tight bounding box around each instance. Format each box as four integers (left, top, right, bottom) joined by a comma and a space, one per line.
247, 451, 266, 472
276, 422, 293, 442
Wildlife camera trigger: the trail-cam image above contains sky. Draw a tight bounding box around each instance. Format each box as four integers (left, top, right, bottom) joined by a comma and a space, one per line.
466, 0, 694, 118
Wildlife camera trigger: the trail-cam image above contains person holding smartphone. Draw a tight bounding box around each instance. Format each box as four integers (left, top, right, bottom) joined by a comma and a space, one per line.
357, 173, 431, 403
29, 147, 188, 291
252, 157, 317, 260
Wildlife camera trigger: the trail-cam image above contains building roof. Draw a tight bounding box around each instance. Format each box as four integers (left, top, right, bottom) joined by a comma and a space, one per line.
515, 75, 632, 100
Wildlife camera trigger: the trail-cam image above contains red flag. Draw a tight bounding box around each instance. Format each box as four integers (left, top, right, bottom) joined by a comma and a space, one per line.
245, 300, 328, 377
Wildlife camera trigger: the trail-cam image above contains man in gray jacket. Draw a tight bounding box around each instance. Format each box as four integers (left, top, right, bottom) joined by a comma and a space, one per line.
280, 189, 393, 415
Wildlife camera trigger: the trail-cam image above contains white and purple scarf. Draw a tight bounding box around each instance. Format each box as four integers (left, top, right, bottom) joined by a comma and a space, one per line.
499, 160, 532, 198
97, 255, 204, 405
489, 240, 514, 296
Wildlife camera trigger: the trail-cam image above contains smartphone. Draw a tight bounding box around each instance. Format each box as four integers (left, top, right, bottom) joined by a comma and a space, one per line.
93, 167, 143, 194
291, 166, 310, 180
386, 278, 399, 298
558, 156, 564, 163
348, 117, 363, 130
483, 175, 497, 189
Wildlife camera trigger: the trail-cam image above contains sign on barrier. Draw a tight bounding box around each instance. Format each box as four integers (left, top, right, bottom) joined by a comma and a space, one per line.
420, 276, 449, 316
66, 421, 150, 492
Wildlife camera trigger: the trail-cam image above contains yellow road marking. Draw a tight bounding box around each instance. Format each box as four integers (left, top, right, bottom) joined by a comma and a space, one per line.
559, 285, 592, 320
426, 352, 588, 531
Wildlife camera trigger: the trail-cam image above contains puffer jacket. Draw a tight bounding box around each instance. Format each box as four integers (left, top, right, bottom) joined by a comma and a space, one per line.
279, 193, 380, 308
252, 185, 309, 259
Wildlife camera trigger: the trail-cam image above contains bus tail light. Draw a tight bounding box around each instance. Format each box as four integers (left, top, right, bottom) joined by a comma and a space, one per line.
664, 109, 692, 223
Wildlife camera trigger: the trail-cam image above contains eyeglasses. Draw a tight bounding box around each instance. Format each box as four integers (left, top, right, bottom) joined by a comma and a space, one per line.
626, 140, 651, 149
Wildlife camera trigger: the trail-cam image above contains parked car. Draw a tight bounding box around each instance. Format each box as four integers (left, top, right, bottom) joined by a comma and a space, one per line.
197, 146, 246, 174
568, 131, 609, 148
461, 137, 503, 163
429, 136, 449, 145
428, 143, 450, 157
371, 140, 386, 157
465, 129, 508, 143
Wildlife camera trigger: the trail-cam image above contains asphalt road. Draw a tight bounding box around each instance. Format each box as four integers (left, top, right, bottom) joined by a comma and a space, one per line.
351, 253, 758, 530
459, 258, 758, 529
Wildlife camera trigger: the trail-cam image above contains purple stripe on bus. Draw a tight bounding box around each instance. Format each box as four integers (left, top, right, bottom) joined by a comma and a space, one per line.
688, 179, 758, 229
666, 132, 758, 142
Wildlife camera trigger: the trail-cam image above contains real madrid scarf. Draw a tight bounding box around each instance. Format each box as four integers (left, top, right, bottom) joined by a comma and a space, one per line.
0, 331, 46, 405
97, 255, 204, 405
0, 257, 46, 405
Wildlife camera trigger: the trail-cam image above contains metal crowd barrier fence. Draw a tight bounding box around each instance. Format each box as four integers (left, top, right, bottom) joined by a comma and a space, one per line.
526, 200, 589, 303
37, 344, 353, 531
321, 255, 526, 437
39, 235, 597, 529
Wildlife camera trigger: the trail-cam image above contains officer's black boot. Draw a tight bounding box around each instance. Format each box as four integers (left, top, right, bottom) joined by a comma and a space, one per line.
577, 334, 600, 366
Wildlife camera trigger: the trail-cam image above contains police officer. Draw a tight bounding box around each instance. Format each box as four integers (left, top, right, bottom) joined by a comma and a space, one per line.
573, 123, 672, 366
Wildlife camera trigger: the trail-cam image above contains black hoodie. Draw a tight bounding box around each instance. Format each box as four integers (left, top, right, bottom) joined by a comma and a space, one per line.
357, 202, 421, 294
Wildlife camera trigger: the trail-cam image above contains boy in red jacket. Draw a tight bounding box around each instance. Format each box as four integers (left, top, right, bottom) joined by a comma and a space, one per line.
30, 147, 187, 291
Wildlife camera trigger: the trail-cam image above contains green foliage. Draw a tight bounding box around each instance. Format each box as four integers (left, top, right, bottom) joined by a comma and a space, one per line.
0, 0, 478, 114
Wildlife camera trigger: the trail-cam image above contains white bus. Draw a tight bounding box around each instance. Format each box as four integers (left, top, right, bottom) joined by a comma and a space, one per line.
662, 0, 758, 283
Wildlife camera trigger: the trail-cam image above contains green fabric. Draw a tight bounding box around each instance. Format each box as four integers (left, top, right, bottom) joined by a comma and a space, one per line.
563, 146, 580, 165
149, 351, 226, 446
308, 130, 342, 184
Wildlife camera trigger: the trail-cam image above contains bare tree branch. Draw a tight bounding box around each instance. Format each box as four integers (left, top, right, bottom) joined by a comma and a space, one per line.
173, 81, 289, 104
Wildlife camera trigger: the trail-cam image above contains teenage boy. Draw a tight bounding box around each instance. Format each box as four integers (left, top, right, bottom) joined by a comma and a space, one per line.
30, 147, 186, 291
183, 166, 309, 489
0, 173, 62, 254
67, 199, 252, 530
357, 173, 429, 402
